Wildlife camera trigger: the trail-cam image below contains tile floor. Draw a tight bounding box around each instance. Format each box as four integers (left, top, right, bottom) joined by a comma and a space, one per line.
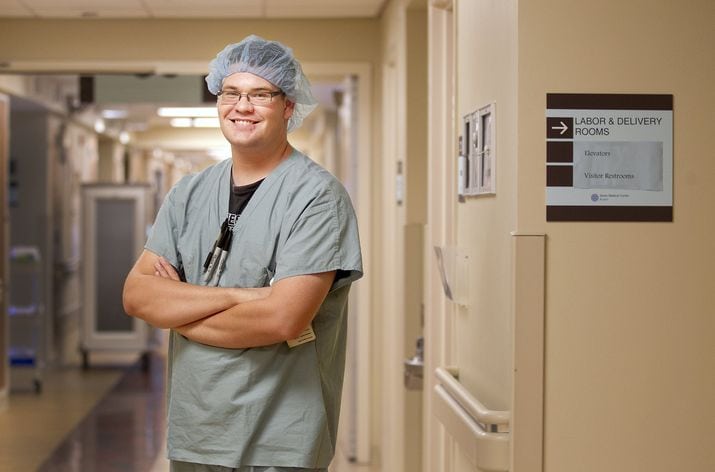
0, 352, 374, 472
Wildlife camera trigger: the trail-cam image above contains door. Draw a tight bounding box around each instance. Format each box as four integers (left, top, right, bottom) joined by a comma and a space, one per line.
424, 3, 456, 471
80, 184, 152, 363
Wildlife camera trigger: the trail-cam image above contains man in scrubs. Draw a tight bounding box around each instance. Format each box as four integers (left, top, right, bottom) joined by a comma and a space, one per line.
123, 35, 363, 472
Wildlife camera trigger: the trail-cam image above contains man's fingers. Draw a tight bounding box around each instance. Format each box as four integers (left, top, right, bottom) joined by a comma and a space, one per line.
156, 257, 181, 281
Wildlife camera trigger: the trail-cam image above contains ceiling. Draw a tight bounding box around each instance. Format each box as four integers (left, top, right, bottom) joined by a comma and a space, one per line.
0, 0, 387, 19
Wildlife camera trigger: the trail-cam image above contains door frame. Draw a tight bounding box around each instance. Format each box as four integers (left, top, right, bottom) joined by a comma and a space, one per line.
0, 93, 9, 408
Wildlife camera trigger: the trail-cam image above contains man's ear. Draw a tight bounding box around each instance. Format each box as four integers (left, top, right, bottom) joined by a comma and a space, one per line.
284, 99, 295, 120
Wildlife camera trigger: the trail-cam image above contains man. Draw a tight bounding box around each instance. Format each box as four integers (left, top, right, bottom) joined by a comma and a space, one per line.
123, 35, 363, 472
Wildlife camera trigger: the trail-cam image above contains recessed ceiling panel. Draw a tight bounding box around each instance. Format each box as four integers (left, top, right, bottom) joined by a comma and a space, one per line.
265, 0, 384, 18
146, 0, 264, 18
0, 0, 33, 16
21, 0, 147, 17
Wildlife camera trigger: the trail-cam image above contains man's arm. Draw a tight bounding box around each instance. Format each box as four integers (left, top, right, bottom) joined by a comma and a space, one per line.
122, 249, 269, 329
175, 271, 335, 349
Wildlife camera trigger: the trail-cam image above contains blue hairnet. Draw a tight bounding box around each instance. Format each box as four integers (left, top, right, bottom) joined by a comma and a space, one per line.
206, 35, 318, 132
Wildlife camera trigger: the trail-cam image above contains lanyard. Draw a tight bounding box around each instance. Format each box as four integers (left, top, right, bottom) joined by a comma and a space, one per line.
202, 171, 263, 286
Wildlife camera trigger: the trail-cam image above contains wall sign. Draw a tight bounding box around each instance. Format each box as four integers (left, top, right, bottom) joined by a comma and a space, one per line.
546, 93, 673, 221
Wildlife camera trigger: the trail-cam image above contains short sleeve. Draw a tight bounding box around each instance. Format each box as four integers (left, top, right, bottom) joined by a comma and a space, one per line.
274, 184, 363, 290
145, 181, 184, 270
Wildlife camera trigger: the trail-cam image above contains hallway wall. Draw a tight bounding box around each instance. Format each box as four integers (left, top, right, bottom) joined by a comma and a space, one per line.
425, 0, 714, 471
438, 1, 520, 470
0, 18, 380, 72
454, 0, 518, 413
515, 1, 715, 471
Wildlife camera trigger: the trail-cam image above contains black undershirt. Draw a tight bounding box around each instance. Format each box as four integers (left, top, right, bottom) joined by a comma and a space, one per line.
227, 176, 263, 230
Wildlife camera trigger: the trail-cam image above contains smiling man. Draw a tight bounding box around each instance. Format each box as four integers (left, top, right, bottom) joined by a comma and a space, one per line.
122, 35, 363, 472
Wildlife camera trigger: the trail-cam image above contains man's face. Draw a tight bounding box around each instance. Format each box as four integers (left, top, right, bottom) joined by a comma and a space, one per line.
217, 72, 294, 152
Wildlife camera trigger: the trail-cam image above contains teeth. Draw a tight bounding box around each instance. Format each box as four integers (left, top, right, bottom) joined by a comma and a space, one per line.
233, 119, 255, 125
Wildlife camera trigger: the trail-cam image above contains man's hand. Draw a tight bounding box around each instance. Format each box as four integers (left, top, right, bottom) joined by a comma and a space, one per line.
153, 256, 181, 281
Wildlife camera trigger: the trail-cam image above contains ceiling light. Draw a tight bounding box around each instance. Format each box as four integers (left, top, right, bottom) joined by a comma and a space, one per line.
170, 118, 193, 128
101, 109, 128, 119
94, 119, 106, 133
169, 117, 220, 128
158, 107, 217, 118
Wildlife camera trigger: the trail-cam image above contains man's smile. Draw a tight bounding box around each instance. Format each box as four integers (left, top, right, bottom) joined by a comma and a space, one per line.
229, 118, 259, 125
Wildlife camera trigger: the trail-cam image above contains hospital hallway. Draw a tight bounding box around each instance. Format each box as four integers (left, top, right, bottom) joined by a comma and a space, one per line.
0, 350, 372, 472
1, 1, 714, 472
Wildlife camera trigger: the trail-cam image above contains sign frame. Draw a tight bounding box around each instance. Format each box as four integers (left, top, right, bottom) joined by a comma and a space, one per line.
545, 93, 673, 222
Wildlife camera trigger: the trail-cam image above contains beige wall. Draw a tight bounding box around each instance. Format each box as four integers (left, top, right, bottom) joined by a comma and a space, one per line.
454, 0, 518, 412
516, 0, 715, 471
0, 18, 380, 70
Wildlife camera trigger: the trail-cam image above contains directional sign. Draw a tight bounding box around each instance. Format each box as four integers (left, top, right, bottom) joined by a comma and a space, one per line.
546, 93, 673, 222
547, 117, 573, 138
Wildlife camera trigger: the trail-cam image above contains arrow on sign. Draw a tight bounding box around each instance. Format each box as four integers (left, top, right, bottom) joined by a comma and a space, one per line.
551, 121, 569, 135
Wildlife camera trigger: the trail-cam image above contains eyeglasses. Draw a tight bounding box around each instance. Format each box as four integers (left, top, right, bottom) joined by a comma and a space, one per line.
217, 90, 284, 106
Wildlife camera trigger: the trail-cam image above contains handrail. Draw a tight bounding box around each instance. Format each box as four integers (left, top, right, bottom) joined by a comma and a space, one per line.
435, 367, 511, 432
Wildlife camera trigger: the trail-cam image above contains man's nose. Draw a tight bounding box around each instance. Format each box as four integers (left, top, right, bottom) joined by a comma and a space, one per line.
234, 94, 254, 110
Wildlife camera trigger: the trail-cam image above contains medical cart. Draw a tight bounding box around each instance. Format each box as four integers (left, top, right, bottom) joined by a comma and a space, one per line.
8, 245, 44, 393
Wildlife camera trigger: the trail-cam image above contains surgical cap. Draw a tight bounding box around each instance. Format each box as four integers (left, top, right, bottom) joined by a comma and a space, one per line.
205, 35, 318, 132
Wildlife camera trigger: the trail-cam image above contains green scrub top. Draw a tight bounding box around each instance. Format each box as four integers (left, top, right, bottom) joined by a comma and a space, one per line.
145, 150, 363, 469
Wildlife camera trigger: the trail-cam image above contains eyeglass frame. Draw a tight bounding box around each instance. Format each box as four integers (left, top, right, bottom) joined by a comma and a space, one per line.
216, 89, 285, 106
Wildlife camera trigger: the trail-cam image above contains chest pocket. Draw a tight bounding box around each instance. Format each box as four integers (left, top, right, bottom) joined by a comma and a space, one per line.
229, 259, 271, 288
223, 232, 276, 288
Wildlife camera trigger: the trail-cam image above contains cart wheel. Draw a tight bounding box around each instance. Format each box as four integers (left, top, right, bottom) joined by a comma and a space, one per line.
33, 379, 42, 394
81, 350, 90, 370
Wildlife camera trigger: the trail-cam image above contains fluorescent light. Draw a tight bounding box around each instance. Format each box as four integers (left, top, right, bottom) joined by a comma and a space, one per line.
169, 117, 220, 128
101, 109, 128, 119
170, 118, 193, 128
119, 131, 130, 144
158, 107, 217, 118
94, 119, 106, 133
